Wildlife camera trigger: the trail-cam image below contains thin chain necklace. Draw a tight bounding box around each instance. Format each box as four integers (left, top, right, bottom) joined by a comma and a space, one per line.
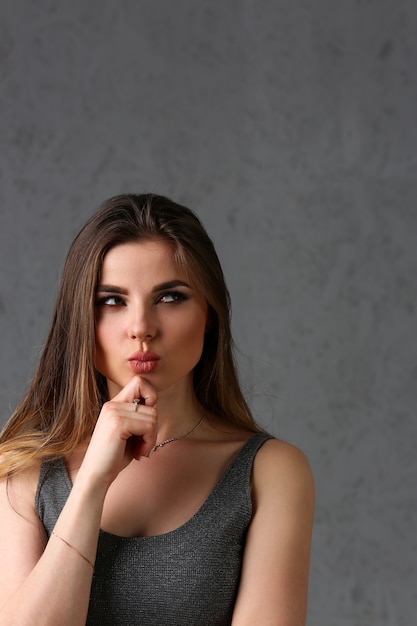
151, 415, 206, 452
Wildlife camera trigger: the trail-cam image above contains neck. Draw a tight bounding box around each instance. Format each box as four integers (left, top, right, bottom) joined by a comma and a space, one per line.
151, 414, 206, 452
152, 387, 204, 440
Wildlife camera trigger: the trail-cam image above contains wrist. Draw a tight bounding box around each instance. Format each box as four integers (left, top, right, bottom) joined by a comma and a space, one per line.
71, 470, 109, 504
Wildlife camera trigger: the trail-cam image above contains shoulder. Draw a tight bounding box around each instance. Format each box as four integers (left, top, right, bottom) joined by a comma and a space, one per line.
233, 438, 314, 622
254, 437, 313, 470
0, 463, 48, 610
252, 438, 315, 511
0, 461, 43, 524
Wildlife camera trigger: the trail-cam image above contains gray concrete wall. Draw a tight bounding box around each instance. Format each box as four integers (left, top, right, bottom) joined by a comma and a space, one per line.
1, 2, 416, 624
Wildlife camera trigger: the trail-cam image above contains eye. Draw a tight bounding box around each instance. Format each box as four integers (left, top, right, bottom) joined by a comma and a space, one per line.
157, 291, 187, 304
96, 295, 125, 307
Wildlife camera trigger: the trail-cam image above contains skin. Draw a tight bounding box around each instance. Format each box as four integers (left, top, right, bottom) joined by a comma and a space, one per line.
0, 239, 315, 625
94, 239, 209, 421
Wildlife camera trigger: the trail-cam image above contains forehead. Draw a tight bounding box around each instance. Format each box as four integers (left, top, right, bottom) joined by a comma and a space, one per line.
100, 239, 190, 283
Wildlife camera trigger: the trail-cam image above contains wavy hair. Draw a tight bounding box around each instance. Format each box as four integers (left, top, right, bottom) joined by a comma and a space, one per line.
0, 194, 262, 478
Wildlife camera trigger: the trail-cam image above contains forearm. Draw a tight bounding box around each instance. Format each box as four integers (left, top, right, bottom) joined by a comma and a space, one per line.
0, 480, 106, 626
0, 378, 158, 624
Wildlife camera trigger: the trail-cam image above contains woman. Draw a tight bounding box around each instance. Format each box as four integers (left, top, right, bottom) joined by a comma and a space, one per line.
0, 193, 314, 625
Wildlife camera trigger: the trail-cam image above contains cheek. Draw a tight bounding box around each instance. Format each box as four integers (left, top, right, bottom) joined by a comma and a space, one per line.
169, 311, 207, 350
185, 314, 207, 354
94, 317, 117, 365
95, 312, 121, 343
94, 323, 122, 380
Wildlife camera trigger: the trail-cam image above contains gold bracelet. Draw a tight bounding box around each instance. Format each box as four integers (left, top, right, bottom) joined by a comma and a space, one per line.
51, 531, 95, 571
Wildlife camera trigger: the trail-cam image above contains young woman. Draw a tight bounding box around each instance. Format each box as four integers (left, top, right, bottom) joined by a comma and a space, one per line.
0, 193, 314, 625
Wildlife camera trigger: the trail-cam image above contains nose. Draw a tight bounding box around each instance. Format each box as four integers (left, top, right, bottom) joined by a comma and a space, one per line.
129, 304, 156, 343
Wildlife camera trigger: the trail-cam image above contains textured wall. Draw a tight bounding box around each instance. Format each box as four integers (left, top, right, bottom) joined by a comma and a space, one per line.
1, 2, 416, 624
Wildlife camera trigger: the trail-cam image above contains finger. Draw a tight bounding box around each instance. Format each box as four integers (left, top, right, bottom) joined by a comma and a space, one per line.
112, 375, 157, 408
99, 401, 158, 457
121, 411, 158, 459
131, 436, 153, 460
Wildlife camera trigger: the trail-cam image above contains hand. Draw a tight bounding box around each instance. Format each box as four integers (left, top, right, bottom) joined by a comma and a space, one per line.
76, 376, 158, 491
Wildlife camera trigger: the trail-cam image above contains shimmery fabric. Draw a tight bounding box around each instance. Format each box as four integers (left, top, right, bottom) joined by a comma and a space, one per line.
36, 434, 272, 625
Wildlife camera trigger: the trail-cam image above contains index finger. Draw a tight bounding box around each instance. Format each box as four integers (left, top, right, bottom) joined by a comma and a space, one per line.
112, 375, 157, 408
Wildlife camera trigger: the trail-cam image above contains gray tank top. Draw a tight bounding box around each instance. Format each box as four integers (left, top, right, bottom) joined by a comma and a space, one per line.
36, 433, 272, 625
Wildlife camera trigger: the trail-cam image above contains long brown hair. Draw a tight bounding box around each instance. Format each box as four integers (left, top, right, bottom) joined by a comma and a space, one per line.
0, 194, 262, 477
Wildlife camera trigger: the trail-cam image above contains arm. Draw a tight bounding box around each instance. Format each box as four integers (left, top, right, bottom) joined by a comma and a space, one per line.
0, 375, 157, 626
232, 439, 315, 626
0, 467, 104, 625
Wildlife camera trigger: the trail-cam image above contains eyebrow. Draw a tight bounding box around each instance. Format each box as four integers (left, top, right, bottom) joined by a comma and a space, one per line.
96, 280, 192, 294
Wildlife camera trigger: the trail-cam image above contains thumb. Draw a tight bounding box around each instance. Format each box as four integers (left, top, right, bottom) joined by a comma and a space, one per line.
112, 375, 157, 407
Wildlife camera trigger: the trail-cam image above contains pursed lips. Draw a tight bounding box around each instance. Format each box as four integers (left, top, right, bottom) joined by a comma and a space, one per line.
128, 351, 160, 374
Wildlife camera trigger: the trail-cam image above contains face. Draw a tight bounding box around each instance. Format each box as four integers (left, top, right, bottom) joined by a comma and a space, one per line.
94, 239, 208, 399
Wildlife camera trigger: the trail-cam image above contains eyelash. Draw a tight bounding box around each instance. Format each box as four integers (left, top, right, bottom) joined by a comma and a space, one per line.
157, 291, 187, 304
96, 295, 124, 307
96, 291, 187, 307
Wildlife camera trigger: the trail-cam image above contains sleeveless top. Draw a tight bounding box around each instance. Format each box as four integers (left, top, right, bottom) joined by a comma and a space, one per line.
35, 433, 272, 626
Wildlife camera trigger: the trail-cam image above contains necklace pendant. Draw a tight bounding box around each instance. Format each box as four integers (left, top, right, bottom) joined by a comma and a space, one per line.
152, 436, 177, 452
150, 415, 205, 453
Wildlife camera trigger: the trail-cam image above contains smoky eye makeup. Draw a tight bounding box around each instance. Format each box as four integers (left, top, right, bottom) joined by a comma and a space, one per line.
156, 291, 188, 304
95, 294, 125, 306
94, 285, 127, 307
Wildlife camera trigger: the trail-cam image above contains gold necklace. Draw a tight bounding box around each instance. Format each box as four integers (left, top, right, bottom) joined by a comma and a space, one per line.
151, 415, 206, 452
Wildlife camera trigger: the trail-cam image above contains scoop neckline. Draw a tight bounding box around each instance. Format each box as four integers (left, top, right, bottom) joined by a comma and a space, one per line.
59, 433, 269, 542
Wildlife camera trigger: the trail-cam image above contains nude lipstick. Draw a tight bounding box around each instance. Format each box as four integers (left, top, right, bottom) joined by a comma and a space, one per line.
128, 351, 160, 374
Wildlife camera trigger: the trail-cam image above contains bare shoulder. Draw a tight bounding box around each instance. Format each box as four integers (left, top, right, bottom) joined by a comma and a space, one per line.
0, 461, 44, 527
0, 463, 47, 607
232, 438, 314, 622
252, 438, 315, 509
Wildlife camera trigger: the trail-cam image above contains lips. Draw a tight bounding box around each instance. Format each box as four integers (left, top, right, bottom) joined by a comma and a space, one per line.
128, 351, 160, 374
